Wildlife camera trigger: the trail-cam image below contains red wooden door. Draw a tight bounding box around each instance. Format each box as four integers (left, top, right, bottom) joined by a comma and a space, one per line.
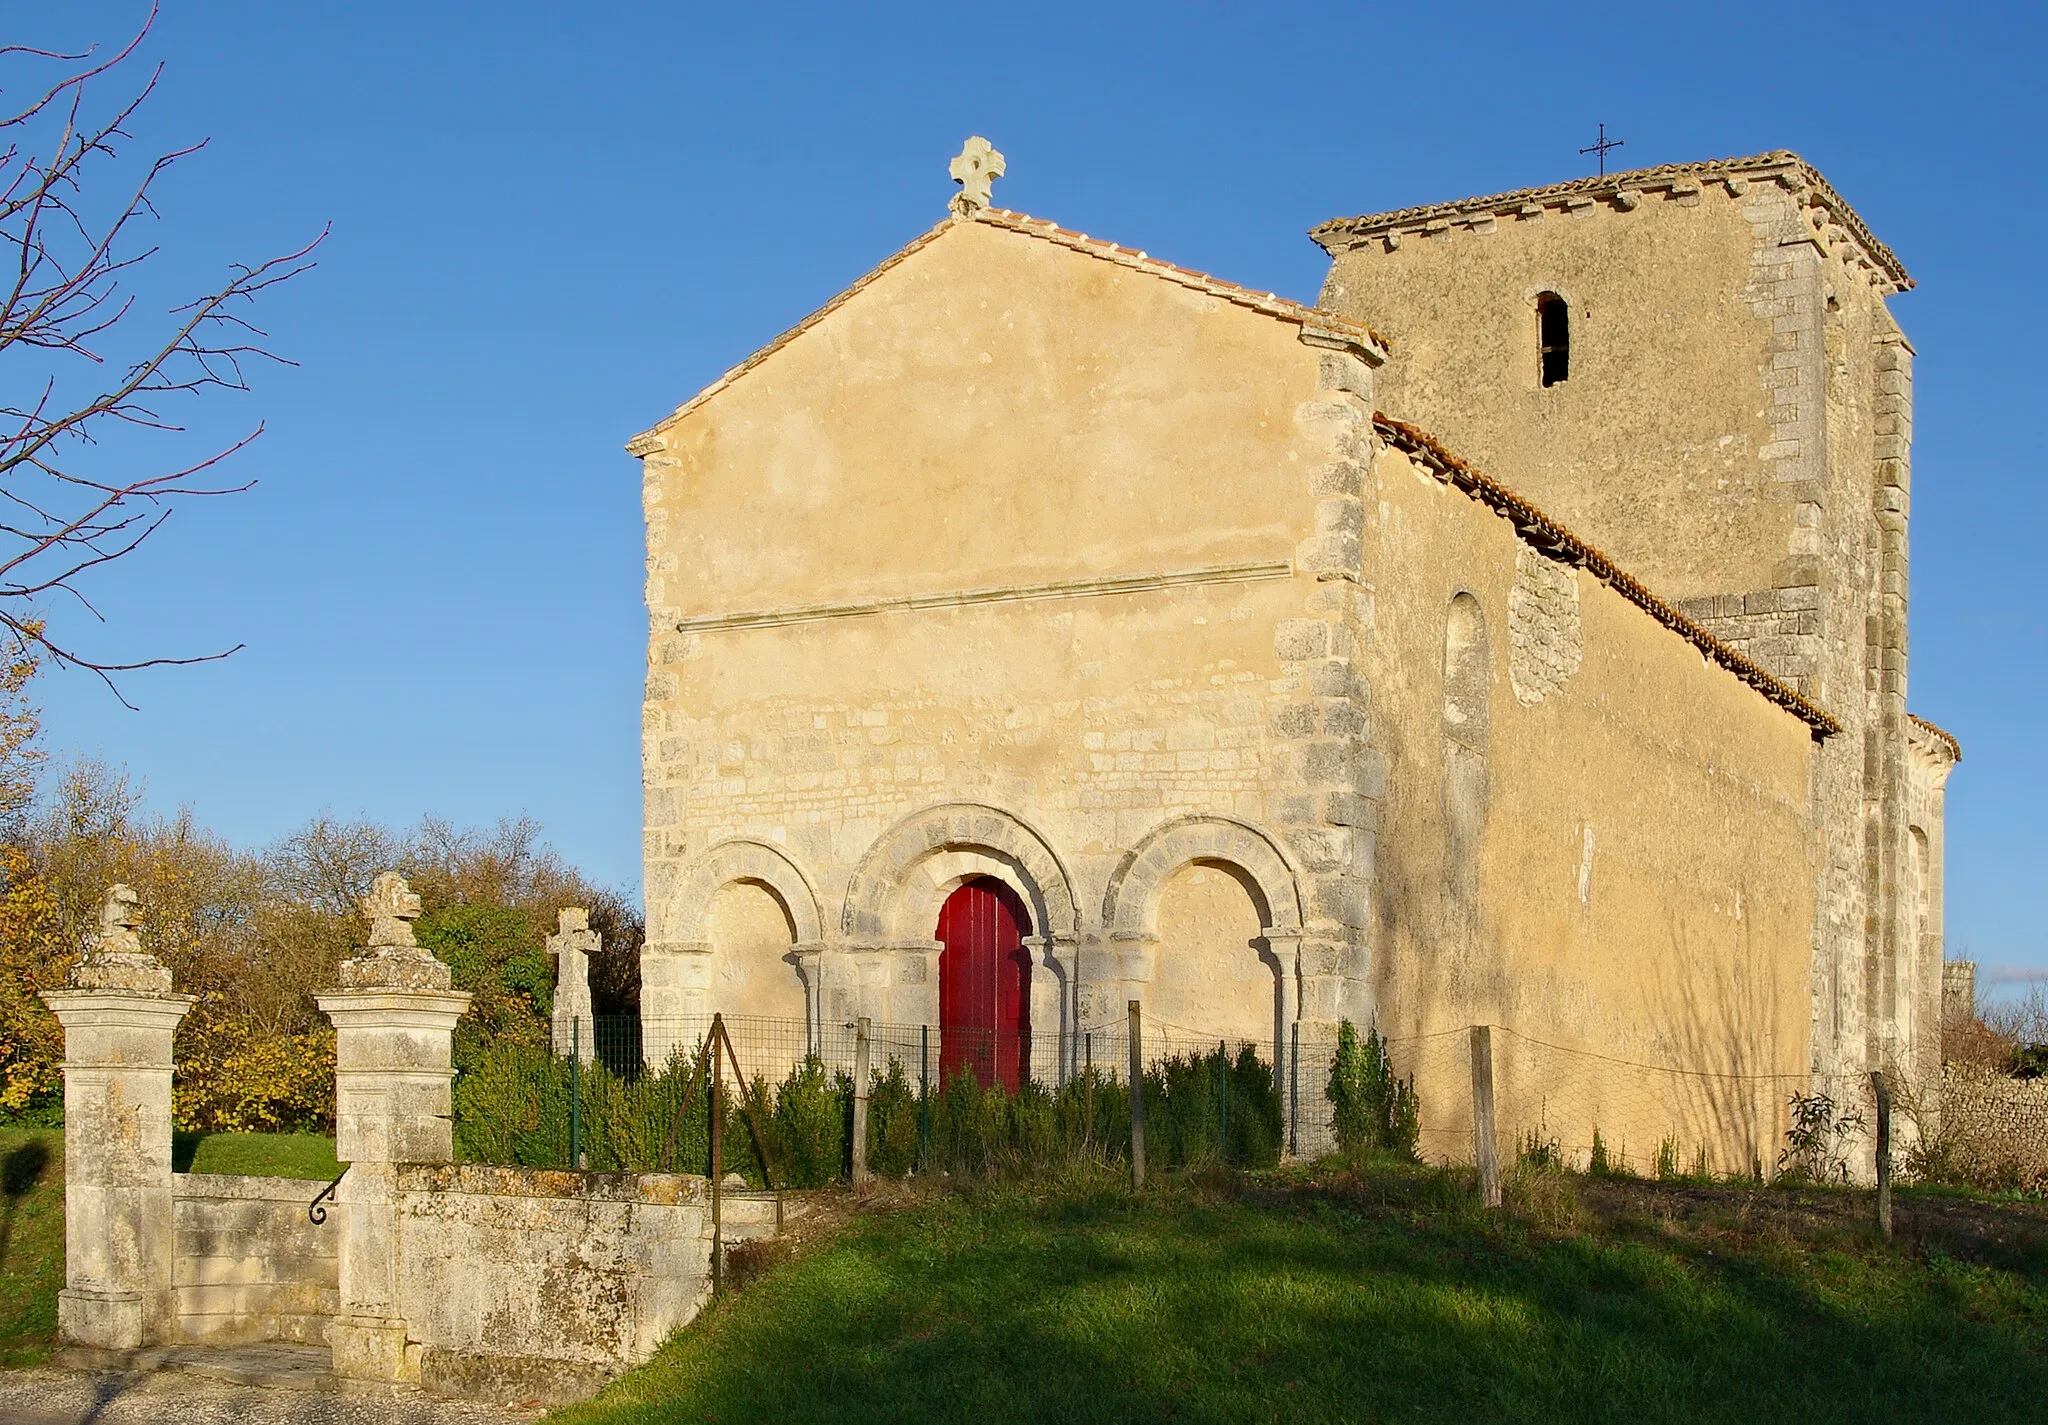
936, 877, 1032, 1090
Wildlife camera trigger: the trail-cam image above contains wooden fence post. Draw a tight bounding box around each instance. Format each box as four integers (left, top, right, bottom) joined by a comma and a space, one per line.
710, 1017, 724, 1298
851, 1016, 872, 1188
1470, 1025, 1501, 1209
1128, 1000, 1147, 1190
1870, 1069, 1893, 1241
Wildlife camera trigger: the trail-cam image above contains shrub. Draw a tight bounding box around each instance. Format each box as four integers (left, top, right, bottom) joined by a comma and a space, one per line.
1777, 1090, 1864, 1185
1326, 1020, 1419, 1160
866, 1058, 921, 1178
771, 1056, 847, 1187
173, 1020, 335, 1134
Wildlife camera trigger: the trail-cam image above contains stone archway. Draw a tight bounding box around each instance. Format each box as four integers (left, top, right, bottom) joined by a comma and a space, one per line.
669, 839, 825, 945
1101, 814, 1303, 939
842, 803, 1079, 944
1099, 814, 1306, 1065
839, 803, 1080, 1065
643, 840, 826, 1062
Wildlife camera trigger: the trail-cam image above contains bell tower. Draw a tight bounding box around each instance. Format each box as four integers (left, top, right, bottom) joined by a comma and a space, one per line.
1311, 152, 1943, 1085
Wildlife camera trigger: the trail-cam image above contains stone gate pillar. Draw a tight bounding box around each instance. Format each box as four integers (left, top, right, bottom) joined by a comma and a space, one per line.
41, 885, 195, 1351
315, 872, 470, 1384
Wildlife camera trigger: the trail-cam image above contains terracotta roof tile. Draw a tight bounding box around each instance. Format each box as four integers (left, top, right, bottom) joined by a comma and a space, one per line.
1312, 151, 1910, 293
1373, 414, 1841, 739
1906, 712, 1961, 764
975, 209, 1388, 350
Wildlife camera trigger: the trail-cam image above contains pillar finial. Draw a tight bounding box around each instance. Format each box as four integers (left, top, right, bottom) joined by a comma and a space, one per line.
66, 883, 171, 992
340, 871, 452, 989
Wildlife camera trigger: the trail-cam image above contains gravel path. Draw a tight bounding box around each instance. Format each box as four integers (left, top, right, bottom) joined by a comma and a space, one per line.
0, 1368, 541, 1425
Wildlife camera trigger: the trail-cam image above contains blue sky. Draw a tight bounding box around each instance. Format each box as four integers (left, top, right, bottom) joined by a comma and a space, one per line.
21, 3, 2044, 992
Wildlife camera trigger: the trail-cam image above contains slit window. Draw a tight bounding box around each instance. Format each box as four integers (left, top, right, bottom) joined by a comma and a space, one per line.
1537, 292, 1569, 387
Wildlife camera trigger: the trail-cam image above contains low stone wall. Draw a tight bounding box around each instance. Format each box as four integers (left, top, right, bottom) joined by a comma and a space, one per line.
391, 1164, 777, 1401
171, 1174, 338, 1347
1934, 1066, 2048, 1190
47, 890, 784, 1404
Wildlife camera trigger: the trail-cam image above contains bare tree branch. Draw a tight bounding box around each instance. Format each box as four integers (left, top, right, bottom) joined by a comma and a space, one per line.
0, 4, 323, 695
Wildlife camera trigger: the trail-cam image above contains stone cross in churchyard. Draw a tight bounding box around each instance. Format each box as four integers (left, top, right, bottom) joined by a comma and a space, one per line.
949, 136, 1005, 217
549, 906, 598, 1064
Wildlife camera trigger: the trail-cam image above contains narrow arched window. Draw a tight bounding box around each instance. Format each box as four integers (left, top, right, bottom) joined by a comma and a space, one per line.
1442, 592, 1491, 908
1537, 292, 1569, 387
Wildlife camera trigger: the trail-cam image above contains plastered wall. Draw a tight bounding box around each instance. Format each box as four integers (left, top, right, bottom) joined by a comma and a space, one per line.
636, 217, 1376, 1071
1359, 443, 1817, 1170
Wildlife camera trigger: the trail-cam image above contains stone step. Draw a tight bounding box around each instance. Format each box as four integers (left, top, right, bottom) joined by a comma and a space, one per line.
53, 1343, 337, 1393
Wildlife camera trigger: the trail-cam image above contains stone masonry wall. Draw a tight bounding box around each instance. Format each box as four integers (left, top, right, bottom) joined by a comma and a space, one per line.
171, 1175, 338, 1347
390, 1163, 774, 1402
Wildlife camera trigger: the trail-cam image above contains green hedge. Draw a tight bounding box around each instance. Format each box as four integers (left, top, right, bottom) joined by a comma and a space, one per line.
451, 1039, 1283, 1183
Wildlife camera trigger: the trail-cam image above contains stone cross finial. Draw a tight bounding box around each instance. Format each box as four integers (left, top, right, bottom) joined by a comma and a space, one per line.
338, 871, 451, 990
98, 884, 144, 954
67, 883, 172, 992
360, 871, 423, 950
949, 136, 1005, 218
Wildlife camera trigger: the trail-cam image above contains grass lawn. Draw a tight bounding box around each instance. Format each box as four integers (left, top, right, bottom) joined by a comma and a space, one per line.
0, 1127, 62, 1368
173, 1132, 342, 1181
553, 1163, 2048, 1425
0, 1127, 342, 1367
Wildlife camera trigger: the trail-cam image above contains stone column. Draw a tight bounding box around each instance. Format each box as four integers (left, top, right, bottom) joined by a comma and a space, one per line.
41, 886, 194, 1351
792, 941, 826, 1054
884, 938, 942, 1027
548, 907, 597, 1063
1291, 936, 1348, 1155
315, 873, 471, 1384
1024, 934, 1079, 1082
1111, 932, 1160, 1023
1266, 930, 1305, 1142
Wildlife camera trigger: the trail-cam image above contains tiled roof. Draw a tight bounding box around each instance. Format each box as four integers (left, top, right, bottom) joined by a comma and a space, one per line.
1373, 413, 1841, 739
628, 211, 1385, 454
1906, 713, 1961, 764
1312, 151, 1910, 293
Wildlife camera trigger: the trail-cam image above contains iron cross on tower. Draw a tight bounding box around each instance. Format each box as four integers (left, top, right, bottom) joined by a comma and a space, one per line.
1579, 123, 1625, 176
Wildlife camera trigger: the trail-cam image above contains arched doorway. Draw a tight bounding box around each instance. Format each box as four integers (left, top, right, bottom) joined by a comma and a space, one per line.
937, 877, 1032, 1089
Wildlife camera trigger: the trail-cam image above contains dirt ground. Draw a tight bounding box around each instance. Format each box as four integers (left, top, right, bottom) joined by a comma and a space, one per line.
0, 1367, 539, 1425
1569, 1175, 2048, 1272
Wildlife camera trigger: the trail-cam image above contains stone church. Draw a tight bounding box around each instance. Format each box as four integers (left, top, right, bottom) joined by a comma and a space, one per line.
625, 143, 1957, 1162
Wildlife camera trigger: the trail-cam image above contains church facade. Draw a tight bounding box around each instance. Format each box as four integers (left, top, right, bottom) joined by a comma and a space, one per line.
626, 148, 1955, 1164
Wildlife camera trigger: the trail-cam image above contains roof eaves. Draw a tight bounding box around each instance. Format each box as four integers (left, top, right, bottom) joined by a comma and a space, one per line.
1372, 413, 1842, 740
975, 209, 1390, 355
1312, 151, 1910, 293
1906, 712, 1962, 765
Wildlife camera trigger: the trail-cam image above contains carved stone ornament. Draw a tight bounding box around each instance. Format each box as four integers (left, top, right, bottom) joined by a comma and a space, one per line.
66, 883, 173, 992
338, 871, 452, 990
949, 136, 1005, 218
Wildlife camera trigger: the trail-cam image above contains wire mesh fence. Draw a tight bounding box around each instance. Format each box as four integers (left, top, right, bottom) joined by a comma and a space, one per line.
453, 1009, 1890, 1191
1384, 1023, 1883, 1183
